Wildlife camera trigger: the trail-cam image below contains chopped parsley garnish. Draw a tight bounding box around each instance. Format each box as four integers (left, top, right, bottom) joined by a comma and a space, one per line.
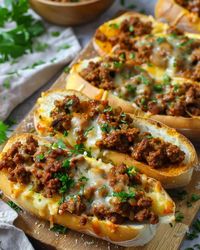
119, 53, 125, 60
163, 74, 171, 85
191, 194, 200, 202
129, 25, 134, 32
3, 79, 11, 89
62, 159, 70, 169
34, 42, 48, 52
63, 131, 68, 137
0, 121, 8, 144
113, 191, 135, 202
127, 166, 138, 176
109, 23, 119, 29
52, 139, 67, 150
7, 201, 22, 213
57, 44, 71, 51
146, 135, 153, 139
84, 126, 94, 137
129, 52, 135, 59
100, 123, 111, 133
35, 154, 45, 162
103, 106, 113, 113
71, 144, 91, 157
79, 176, 89, 182
50, 224, 68, 234
31, 60, 45, 68
126, 84, 136, 94
156, 37, 166, 44
54, 172, 74, 194
175, 211, 184, 222
186, 219, 200, 241
138, 75, 150, 85
178, 39, 194, 48
51, 31, 60, 37
64, 66, 70, 73
173, 84, 179, 92
113, 61, 123, 68
153, 84, 163, 93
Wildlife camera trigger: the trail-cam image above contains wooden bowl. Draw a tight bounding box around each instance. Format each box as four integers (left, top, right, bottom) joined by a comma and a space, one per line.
30, 0, 114, 26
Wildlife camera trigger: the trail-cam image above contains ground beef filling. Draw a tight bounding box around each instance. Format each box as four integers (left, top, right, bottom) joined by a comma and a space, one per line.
50, 95, 185, 168
96, 109, 185, 168
95, 16, 153, 46
176, 0, 200, 16
59, 163, 159, 225
136, 83, 200, 117
0, 140, 159, 225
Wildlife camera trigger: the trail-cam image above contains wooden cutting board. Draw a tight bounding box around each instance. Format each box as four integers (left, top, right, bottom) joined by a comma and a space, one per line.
2, 32, 200, 250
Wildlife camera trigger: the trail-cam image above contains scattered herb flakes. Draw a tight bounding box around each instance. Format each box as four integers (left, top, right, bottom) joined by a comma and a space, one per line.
34, 42, 49, 52
62, 159, 70, 169
52, 139, 67, 150
71, 144, 91, 157
113, 191, 135, 202
54, 172, 74, 194
31, 60, 45, 68
50, 224, 68, 234
127, 166, 138, 176
3, 79, 11, 89
79, 176, 89, 182
63, 130, 68, 137
109, 23, 119, 29
153, 84, 163, 93
129, 52, 135, 59
64, 66, 71, 73
0, 120, 8, 144
103, 106, 113, 113
191, 194, 200, 202
100, 123, 111, 133
51, 31, 60, 37
35, 154, 45, 162
163, 74, 171, 85
175, 211, 184, 222
50, 57, 57, 63
186, 230, 199, 240
168, 189, 187, 201
7, 201, 22, 213
84, 126, 94, 137
57, 44, 71, 52
156, 37, 166, 44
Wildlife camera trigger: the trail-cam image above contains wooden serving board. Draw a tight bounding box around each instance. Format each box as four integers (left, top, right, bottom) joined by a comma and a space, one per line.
2, 33, 200, 250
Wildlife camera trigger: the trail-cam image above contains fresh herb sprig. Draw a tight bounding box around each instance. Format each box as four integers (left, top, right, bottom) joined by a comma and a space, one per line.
0, 0, 45, 63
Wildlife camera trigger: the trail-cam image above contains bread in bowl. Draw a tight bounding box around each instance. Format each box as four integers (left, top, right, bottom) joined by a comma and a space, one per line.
34, 89, 198, 188
0, 133, 175, 247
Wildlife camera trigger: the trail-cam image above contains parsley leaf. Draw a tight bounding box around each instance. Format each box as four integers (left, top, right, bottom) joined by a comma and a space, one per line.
50, 224, 68, 234
175, 211, 184, 222
113, 191, 135, 202
0, 120, 8, 144
54, 172, 74, 194
7, 201, 22, 213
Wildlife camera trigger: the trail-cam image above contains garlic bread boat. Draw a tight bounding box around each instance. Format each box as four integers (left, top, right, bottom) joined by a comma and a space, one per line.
66, 56, 200, 141
93, 12, 169, 56
93, 12, 200, 83
34, 90, 198, 188
155, 0, 200, 34
0, 134, 175, 247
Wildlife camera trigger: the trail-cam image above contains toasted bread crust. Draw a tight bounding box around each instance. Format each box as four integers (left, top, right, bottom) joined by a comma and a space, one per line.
0, 134, 175, 246
155, 0, 200, 34
66, 71, 200, 141
34, 89, 198, 188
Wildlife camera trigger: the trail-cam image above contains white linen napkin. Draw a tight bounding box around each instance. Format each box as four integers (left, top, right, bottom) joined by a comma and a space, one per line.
0, 200, 35, 250
0, 12, 81, 121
